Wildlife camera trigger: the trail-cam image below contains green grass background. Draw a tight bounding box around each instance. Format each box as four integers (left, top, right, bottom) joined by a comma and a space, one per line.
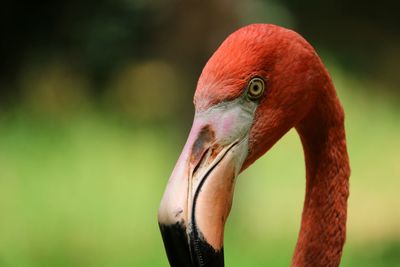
0, 63, 399, 266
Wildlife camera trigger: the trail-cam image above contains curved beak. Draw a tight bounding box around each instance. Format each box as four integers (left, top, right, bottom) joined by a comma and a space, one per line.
158, 102, 254, 267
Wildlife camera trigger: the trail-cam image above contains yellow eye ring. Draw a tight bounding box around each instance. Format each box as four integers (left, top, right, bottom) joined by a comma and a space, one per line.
247, 77, 265, 100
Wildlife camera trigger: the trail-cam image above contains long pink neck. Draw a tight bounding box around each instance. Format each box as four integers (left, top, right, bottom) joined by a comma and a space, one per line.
292, 82, 350, 267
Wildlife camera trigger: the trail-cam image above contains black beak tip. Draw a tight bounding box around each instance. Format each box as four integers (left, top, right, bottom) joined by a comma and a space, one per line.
159, 222, 224, 267
189, 230, 224, 267
159, 222, 192, 266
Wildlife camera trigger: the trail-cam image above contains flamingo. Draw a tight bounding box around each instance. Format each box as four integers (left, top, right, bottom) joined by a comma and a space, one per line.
158, 24, 350, 267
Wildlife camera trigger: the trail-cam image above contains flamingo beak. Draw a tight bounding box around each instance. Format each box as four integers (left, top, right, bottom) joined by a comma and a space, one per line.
158, 101, 255, 267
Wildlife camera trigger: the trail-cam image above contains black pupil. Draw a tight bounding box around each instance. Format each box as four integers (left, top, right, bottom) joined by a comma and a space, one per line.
252, 84, 259, 93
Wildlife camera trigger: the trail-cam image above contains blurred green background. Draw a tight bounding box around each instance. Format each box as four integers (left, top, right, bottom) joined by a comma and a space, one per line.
1, 0, 399, 266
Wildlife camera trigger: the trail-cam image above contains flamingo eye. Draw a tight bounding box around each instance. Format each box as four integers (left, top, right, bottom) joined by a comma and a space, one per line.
247, 77, 265, 100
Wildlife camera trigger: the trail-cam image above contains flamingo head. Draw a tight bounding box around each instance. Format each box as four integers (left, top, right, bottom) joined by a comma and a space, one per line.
158, 24, 327, 266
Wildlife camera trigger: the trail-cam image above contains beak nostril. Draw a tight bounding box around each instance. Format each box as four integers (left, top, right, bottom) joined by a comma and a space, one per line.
192, 147, 211, 177
191, 125, 214, 161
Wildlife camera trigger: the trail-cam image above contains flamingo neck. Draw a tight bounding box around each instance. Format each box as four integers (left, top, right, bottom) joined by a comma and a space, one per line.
292, 83, 350, 267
